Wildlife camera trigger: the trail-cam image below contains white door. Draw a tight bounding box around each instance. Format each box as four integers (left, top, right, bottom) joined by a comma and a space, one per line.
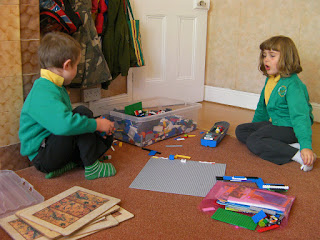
130, 0, 210, 103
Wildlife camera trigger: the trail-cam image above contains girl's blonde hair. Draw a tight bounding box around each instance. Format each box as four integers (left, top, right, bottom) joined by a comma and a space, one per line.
39, 31, 81, 69
259, 36, 302, 77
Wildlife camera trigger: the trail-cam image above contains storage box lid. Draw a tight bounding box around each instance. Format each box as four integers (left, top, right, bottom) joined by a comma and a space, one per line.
0, 170, 44, 218
109, 97, 201, 122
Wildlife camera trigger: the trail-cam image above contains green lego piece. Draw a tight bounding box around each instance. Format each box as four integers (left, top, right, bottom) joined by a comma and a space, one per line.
258, 219, 266, 227
124, 102, 142, 115
211, 208, 257, 231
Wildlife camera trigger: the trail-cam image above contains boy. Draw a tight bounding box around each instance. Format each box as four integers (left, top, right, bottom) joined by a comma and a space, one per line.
19, 32, 116, 180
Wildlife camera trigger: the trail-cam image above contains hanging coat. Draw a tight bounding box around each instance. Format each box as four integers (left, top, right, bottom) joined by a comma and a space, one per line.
101, 0, 136, 88
69, 0, 112, 88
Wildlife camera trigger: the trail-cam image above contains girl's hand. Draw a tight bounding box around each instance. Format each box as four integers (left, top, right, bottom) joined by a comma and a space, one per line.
301, 148, 316, 166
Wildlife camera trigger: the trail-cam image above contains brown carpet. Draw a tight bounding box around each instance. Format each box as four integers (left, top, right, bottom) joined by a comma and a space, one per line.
1, 129, 319, 239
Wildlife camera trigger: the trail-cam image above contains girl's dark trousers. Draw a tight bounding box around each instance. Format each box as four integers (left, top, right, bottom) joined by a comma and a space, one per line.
235, 121, 299, 165
32, 106, 113, 173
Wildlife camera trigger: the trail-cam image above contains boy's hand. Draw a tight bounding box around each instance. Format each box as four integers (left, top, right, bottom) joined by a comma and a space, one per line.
301, 148, 315, 166
96, 117, 115, 135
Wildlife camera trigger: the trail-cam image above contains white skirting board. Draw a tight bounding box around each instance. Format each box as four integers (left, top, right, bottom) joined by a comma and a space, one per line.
204, 86, 320, 123
72, 93, 132, 117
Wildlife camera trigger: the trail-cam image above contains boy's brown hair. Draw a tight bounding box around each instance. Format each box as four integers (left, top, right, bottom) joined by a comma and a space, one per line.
38, 31, 81, 69
259, 35, 302, 77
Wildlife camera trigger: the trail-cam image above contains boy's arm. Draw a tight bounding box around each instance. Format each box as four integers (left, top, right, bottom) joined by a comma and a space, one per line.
26, 84, 96, 135
96, 117, 115, 135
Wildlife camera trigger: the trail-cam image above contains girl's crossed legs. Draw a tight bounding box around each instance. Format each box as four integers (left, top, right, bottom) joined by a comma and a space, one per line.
235, 121, 299, 165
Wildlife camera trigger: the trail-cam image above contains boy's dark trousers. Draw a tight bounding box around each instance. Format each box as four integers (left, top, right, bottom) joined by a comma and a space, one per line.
235, 121, 299, 165
32, 106, 113, 173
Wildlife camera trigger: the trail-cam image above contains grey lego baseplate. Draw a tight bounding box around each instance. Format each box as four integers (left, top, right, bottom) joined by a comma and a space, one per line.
129, 157, 226, 197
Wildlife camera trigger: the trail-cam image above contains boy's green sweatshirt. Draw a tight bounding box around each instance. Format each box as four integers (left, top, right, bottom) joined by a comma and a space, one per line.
19, 77, 97, 160
253, 74, 313, 150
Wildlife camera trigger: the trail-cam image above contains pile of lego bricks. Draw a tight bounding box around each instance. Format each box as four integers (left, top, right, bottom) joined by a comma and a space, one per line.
133, 108, 172, 117
113, 115, 197, 147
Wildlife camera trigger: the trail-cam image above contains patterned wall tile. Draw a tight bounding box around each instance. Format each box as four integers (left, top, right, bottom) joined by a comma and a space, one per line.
20, 0, 40, 101
20, 4, 40, 40
0, 0, 39, 170
0, 0, 19, 5
21, 40, 40, 75
0, 143, 30, 171
67, 87, 81, 104
20, 0, 38, 5
23, 73, 40, 100
0, 41, 22, 78
0, 75, 23, 112
0, 5, 20, 41
0, 109, 20, 146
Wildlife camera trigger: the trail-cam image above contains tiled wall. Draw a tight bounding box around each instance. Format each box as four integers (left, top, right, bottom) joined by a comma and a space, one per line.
0, 0, 39, 170
20, 0, 40, 99
0, 0, 23, 147
206, 0, 320, 103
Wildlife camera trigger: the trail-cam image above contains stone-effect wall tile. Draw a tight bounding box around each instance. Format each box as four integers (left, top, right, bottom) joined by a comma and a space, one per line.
0, 144, 30, 171
0, 76, 23, 112
0, 5, 20, 41
20, 0, 38, 5
21, 40, 40, 75
20, 4, 40, 40
20, 0, 41, 102
0, 109, 20, 146
0, 0, 39, 169
0, 41, 22, 78
23, 73, 40, 100
0, 0, 19, 5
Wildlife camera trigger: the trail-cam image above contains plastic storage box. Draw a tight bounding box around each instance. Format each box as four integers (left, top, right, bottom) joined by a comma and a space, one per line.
107, 97, 201, 147
0, 170, 44, 219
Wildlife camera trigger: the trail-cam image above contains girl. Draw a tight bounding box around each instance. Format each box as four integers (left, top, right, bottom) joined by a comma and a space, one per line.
235, 36, 316, 171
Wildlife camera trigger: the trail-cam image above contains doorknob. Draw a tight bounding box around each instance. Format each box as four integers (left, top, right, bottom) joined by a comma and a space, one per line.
198, 1, 206, 7
193, 0, 210, 10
